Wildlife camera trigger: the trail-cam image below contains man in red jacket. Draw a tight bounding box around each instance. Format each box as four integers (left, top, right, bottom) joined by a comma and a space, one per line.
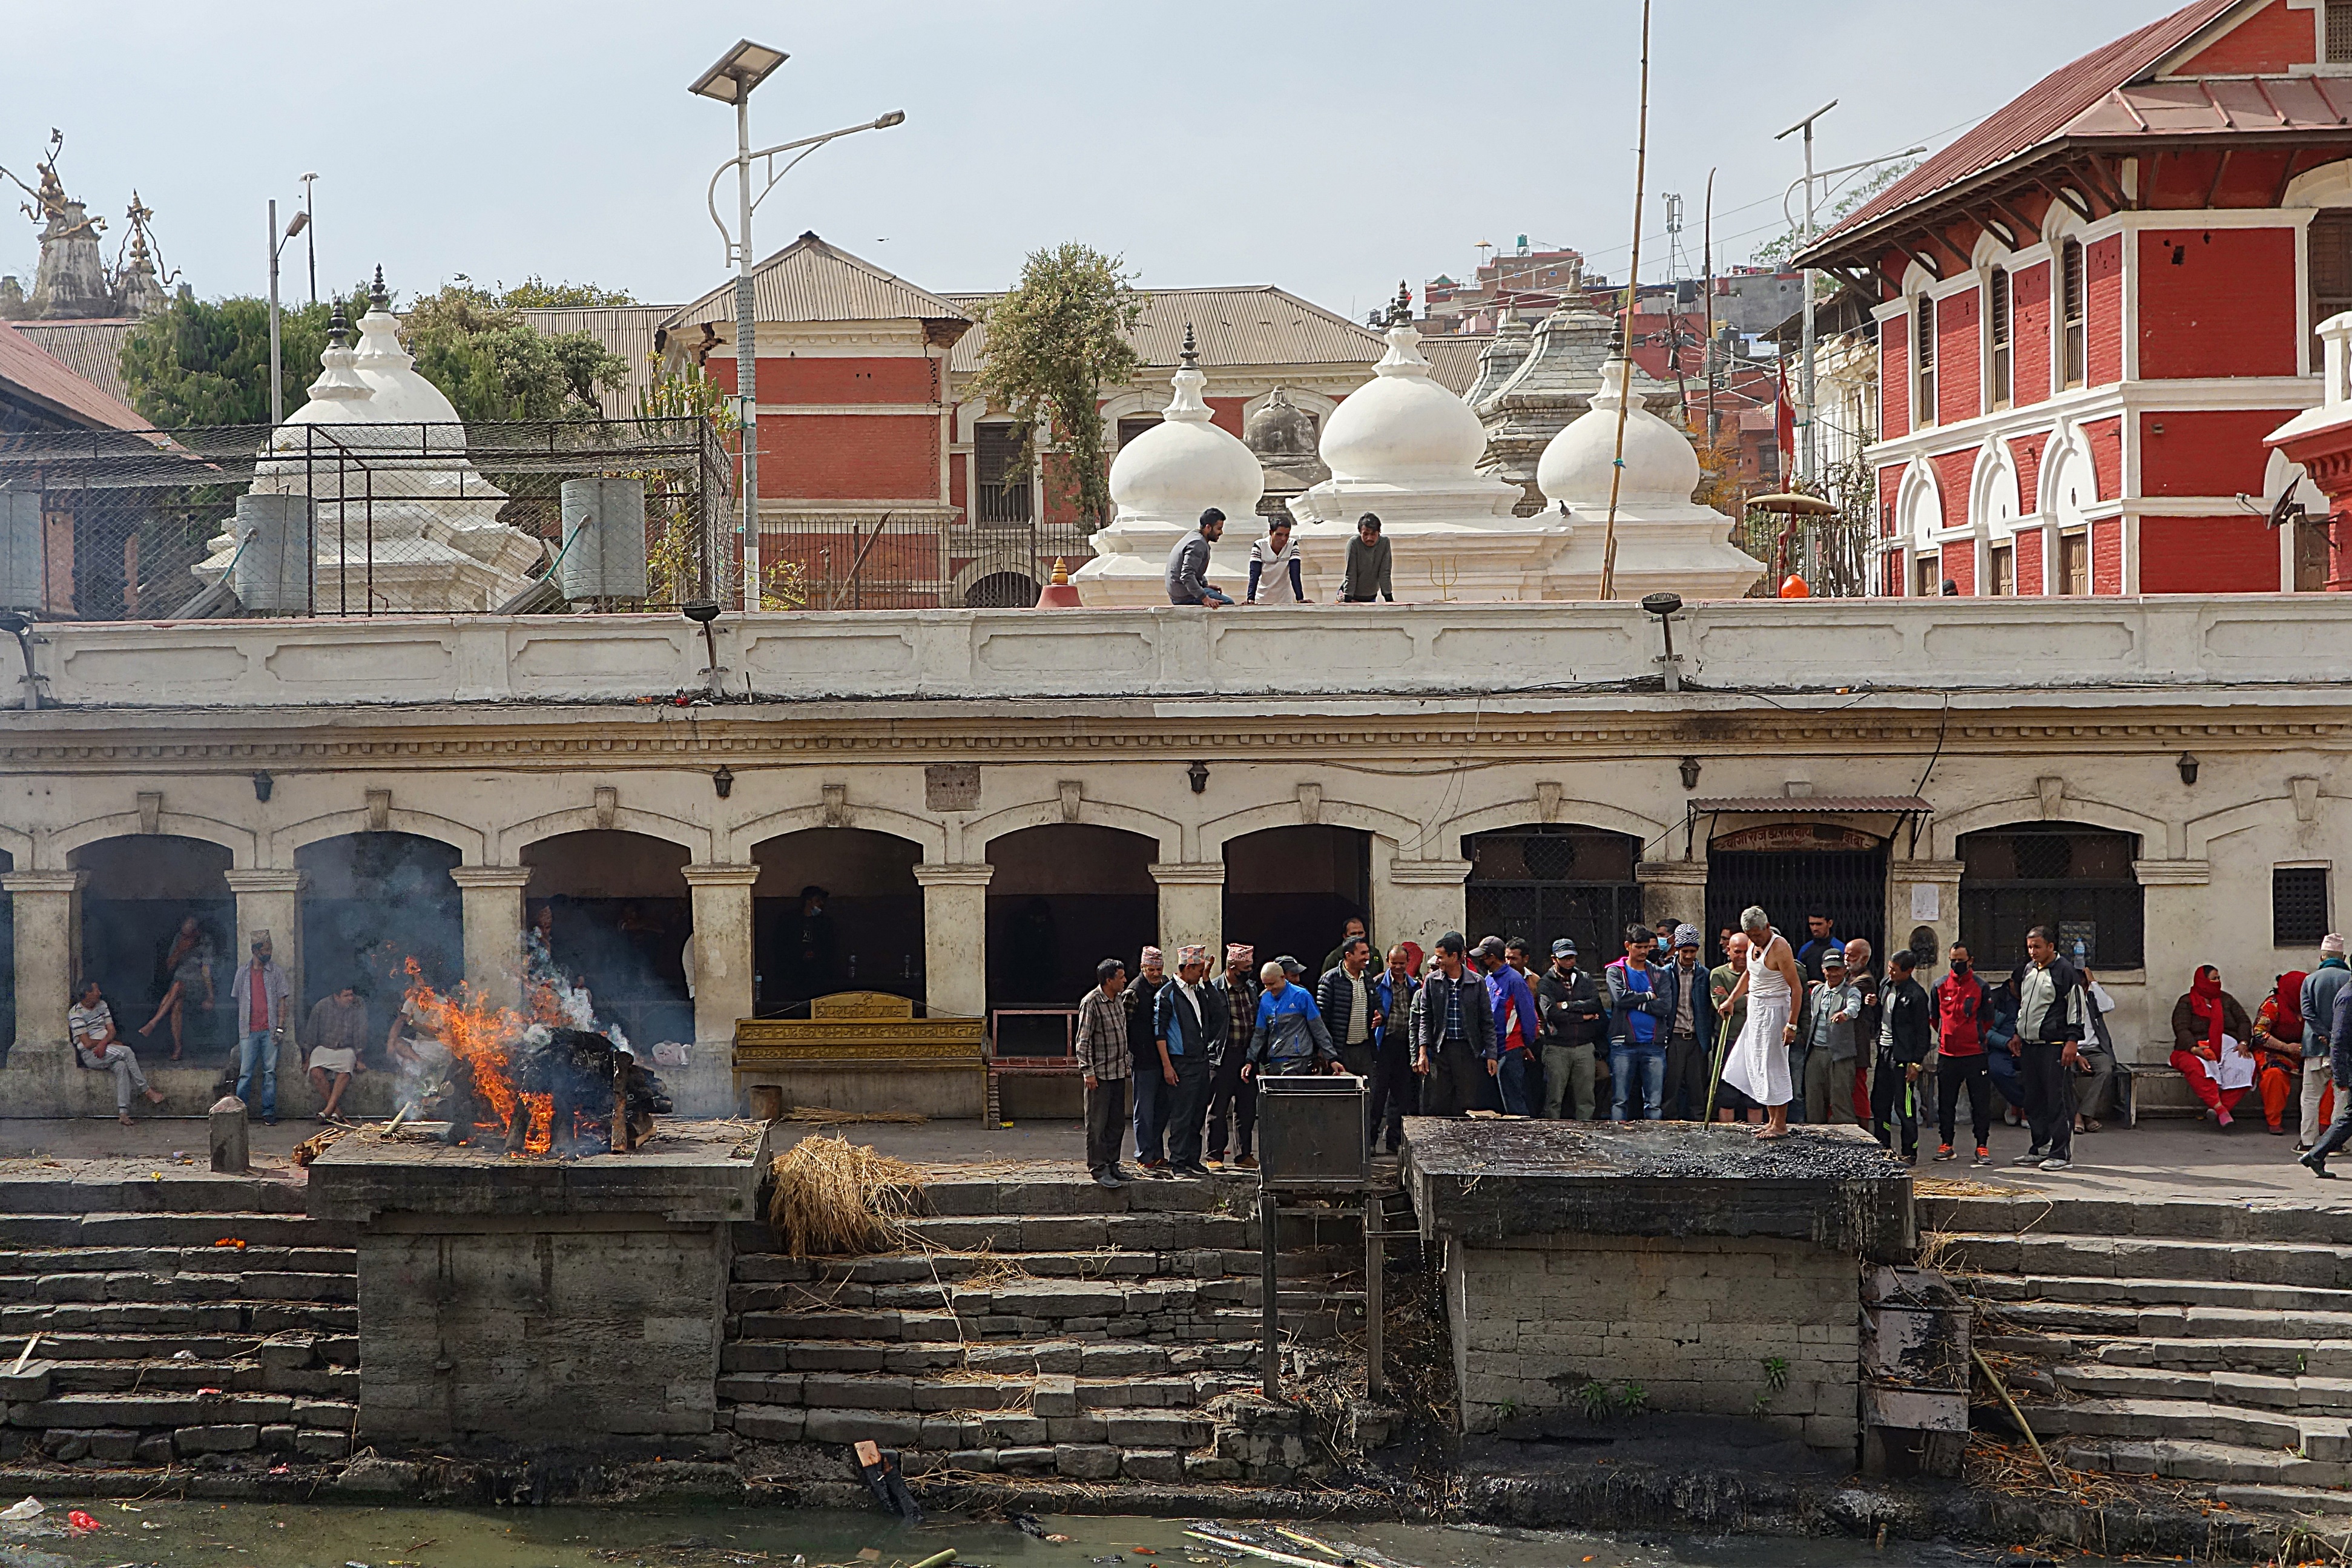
1930, 943, 1996, 1166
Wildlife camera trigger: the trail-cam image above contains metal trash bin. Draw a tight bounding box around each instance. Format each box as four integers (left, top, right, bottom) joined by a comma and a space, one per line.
1255, 1073, 1367, 1191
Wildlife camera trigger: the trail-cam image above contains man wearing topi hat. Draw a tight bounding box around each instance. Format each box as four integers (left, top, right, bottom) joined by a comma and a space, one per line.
1206, 945, 1260, 1168
1155, 944, 1228, 1178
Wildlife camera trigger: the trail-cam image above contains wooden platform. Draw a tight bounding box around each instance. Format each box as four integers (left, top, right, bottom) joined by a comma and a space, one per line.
733, 991, 987, 1121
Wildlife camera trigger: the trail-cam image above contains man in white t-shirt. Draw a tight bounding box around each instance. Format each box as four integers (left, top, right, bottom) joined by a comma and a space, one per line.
1246, 518, 1310, 604
70, 981, 166, 1126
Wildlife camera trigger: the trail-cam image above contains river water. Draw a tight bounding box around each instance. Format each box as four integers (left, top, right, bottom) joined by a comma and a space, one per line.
0, 1503, 2038, 1568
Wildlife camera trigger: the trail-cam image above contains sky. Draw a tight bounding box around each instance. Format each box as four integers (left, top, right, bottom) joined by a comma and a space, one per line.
5, 0, 2173, 323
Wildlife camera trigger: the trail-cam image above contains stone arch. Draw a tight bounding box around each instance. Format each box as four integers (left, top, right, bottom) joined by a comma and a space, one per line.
2283, 157, 2352, 210
965, 798, 1182, 865
723, 803, 944, 865
748, 825, 927, 1010
295, 831, 465, 1007
273, 806, 486, 866
1897, 457, 1945, 554
2185, 792, 2331, 859
48, 809, 256, 868
1928, 792, 2175, 861
1199, 797, 1421, 860
2039, 421, 2100, 522
0, 822, 30, 868
498, 803, 710, 865
949, 554, 1037, 609
1970, 436, 2024, 541
1435, 796, 1673, 861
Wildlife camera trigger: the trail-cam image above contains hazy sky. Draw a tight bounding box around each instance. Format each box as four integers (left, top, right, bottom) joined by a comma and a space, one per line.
7, 1, 2168, 321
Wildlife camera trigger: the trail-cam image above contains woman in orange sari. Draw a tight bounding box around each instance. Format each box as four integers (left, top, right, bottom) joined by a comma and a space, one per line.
2250, 971, 2310, 1136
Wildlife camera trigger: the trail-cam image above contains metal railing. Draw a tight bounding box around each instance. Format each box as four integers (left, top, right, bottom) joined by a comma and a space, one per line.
0, 418, 732, 620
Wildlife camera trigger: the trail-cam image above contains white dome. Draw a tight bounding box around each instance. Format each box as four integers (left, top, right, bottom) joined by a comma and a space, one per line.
1537, 356, 1703, 509
353, 290, 464, 430
1106, 340, 1263, 527
1319, 321, 1489, 483
270, 315, 382, 446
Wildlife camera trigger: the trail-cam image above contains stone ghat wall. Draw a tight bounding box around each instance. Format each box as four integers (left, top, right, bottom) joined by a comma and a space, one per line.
355, 1222, 730, 1448
1448, 1232, 1860, 1452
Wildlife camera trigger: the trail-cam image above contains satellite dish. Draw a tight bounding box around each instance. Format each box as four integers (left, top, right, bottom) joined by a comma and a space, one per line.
2267, 487, 2308, 531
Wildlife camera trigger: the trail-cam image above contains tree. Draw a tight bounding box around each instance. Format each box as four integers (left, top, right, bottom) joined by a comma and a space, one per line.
968, 243, 1145, 527
497, 276, 636, 309
1749, 160, 1916, 271
398, 282, 627, 423
119, 284, 365, 428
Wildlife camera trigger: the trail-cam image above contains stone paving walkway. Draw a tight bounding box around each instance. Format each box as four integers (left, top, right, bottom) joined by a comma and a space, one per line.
5, 1108, 2348, 1211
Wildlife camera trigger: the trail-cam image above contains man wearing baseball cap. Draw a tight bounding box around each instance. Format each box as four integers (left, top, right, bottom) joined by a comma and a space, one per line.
1536, 937, 1604, 1119
1659, 924, 1721, 1121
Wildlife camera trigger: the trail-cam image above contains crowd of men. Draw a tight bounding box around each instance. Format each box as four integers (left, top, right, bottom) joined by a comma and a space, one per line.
1061, 905, 2334, 1188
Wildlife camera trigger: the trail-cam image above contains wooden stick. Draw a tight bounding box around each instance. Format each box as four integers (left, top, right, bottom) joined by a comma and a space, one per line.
10, 1331, 38, 1375
1275, 1525, 1352, 1561
1595, 0, 1654, 603
904, 1550, 957, 1568
1187, 1532, 1345, 1568
1973, 1346, 2062, 1486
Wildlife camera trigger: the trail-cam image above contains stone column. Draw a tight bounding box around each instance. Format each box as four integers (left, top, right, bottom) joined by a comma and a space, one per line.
1382, 858, 1473, 952
3, 871, 83, 1060
1149, 861, 1224, 961
224, 869, 308, 1015
449, 866, 533, 1011
679, 863, 762, 1120
1886, 857, 1963, 964
2131, 858, 2212, 1085
912, 863, 993, 1021
1636, 860, 1709, 943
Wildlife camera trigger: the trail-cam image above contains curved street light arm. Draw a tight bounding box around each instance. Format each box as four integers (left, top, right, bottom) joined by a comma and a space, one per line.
705, 114, 904, 263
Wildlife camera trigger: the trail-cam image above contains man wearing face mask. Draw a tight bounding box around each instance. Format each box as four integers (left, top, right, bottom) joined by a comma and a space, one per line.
1929, 943, 1997, 1165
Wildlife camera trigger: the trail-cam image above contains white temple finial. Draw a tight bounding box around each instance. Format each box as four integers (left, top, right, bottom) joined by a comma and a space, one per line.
306, 309, 374, 404
1162, 322, 1212, 423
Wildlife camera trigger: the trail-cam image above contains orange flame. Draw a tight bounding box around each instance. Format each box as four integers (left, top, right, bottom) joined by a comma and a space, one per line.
400, 958, 559, 1155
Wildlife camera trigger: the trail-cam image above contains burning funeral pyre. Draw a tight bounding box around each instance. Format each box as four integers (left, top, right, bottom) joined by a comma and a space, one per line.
395, 958, 670, 1157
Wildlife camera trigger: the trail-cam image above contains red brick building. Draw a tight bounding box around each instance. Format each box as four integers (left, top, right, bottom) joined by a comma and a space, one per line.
1797, 0, 2348, 596
659, 234, 1390, 607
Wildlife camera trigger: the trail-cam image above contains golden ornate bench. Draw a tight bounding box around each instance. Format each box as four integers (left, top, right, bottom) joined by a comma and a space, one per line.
733, 991, 987, 1122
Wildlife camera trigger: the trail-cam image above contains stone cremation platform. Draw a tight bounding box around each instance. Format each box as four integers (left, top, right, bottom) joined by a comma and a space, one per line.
307, 1120, 770, 1455
1403, 1117, 1914, 1455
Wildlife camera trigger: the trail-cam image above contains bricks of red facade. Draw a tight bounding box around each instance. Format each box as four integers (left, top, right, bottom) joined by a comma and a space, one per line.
754, 356, 940, 404
2014, 525, 2044, 596
2141, 409, 2301, 496
1937, 288, 1981, 428
1940, 541, 1974, 595
2086, 236, 2124, 386
1881, 327, 1909, 440
2138, 229, 2297, 379
2012, 431, 2047, 516
2011, 262, 2052, 407
762, 413, 940, 501
2140, 515, 2278, 593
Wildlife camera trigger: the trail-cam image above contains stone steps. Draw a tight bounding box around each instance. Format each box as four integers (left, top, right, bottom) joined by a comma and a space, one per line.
715, 1369, 1252, 1412
1919, 1194, 2351, 1245
1940, 1232, 2352, 1290
0, 1213, 335, 1250
1988, 1300, 2352, 1340
0, 1270, 358, 1306
2215, 1483, 2352, 1517
1966, 1271, 2352, 1314
720, 1336, 1256, 1376
2, 1299, 357, 1334
0, 1179, 311, 1216
2027, 1394, 2351, 1457
2053, 1362, 2352, 1411
728, 1402, 1218, 1453
2054, 1434, 2352, 1489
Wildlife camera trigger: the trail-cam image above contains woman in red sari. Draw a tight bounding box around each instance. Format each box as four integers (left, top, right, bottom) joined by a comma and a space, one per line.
2250, 971, 2310, 1136
2169, 966, 2263, 1128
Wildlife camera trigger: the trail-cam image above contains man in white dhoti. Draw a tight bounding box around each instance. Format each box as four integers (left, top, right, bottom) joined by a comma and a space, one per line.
1718, 905, 1805, 1138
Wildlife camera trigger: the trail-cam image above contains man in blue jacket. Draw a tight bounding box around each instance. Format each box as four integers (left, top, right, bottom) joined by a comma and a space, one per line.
1475, 937, 1541, 1115
1155, 944, 1228, 1178
1369, 944, 1420, 1153
1605, 924, 1672, 1120
1654, 924, 1719, 1120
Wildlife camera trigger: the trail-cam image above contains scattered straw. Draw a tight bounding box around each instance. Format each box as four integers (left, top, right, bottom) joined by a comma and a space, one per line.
289, 1125, 349, 1168
766, 1133, 926, 1258
781, 1106, 929, 1125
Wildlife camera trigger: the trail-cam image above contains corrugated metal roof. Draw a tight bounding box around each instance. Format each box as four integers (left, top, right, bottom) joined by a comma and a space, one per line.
1691, 796, 1932, 814
2073, 72, 2352, 136
515, 305, 674, 418
11, 318, 137, 409
667, 232, 972, 332
1802, 0, 2242, 263
1421, 333, 1489, 395
940, 285, 1387, 375
0, 318, 151, 432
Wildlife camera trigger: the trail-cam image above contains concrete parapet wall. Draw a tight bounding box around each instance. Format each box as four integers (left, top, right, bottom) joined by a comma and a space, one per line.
1448, 1231, 1860, 1452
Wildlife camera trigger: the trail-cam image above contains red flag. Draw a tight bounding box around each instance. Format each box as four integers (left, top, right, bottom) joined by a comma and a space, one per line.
1774, 357, 1796, 476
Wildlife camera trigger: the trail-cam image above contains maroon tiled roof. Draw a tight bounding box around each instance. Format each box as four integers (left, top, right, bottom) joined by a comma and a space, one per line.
1800, 0, 2242, 262
0, 318, 151, 432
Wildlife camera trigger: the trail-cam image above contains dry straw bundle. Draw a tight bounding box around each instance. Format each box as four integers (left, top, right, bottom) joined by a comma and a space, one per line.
767, 1133, 927, 1257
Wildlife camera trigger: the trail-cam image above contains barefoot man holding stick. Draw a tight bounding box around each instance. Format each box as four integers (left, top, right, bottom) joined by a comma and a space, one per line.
1718, 905, 1804, 1138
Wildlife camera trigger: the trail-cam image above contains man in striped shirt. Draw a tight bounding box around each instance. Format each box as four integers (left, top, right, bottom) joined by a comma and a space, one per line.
1076, 959, 1135, 1190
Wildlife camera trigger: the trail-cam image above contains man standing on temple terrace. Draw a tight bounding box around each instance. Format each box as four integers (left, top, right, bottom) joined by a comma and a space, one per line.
1206, 944, 1260, 1168
1536, 938, 1604, 1120
229, 934, 291, 1127
1155, 945, 1227, 1178
2301, 936, 2350, 1151
1247, 517, 1311, 604
1415, 932, 1497, 1115
1317, 935, 1381, 1079
1077, 958, 1135, 1189
1165, 508, 1233, 607
1340, 513, 1393, 603
1477, 935, 1541, 1115
1319, 916, 1371, 981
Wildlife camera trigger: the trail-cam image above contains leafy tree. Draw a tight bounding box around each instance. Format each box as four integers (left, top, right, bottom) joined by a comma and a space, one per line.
498, 276, 637, 308
1750, 160, 1916, 271
120, 283, 366, 428
398, 282, 627, 422
969, 243, 1145, 526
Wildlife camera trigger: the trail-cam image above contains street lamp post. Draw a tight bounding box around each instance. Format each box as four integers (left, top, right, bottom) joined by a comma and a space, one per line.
690, 38, 903, 610
266, 198, 312, 427
300, 173, 319, 306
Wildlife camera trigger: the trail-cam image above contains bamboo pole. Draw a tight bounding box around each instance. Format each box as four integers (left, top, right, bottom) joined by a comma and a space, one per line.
1973, 1346, 2063, 1486
1597, 0, 1655, 602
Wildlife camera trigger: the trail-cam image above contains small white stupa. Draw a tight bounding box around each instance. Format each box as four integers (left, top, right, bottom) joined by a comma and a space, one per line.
1534, 356, 1765, 600
1284, 287, 1575, 601
1072, 325, 1263, 606
193, 271, 545, 612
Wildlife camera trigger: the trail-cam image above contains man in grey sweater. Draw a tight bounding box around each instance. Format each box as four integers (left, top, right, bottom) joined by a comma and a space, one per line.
1165, 508, 1233, 606
1341, 513, 1393, 603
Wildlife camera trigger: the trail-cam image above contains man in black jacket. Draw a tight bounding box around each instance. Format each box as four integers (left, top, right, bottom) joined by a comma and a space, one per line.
1205, 944, 1260, 1168
1125, 947, 1171, 1170
1154, 944, 1229, 1178
1536, 938, 1605, 1119
1316, 937, 1382, 1079
2009, 925, 2087, 1171
1871, 949, 1934, 1161
1414, 931, 1498, 1116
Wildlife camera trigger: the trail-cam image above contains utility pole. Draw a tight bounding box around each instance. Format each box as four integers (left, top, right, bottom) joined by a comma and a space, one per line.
1776, 100, 1835, 490
268, 200, 283, 427
300, 173, 318, 306
1702, 170, 1717, 452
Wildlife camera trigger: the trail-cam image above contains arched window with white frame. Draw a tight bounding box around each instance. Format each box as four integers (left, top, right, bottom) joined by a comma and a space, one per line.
1988, 266, 2013, 410
1914, 293, 1937, 426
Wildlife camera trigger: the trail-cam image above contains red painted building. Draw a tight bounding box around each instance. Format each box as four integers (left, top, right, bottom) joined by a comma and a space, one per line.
1798, 0, 2348, 596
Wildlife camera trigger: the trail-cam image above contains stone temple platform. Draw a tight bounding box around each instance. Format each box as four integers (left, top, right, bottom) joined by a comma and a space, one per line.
1402, 1118, 1913, 1455
307, 1120, 770, 1455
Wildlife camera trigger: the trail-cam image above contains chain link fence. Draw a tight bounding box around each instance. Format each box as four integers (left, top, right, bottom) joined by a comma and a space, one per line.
0, 418, 731, 620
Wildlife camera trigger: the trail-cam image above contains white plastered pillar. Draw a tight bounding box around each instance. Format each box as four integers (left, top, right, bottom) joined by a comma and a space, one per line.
912, 862, 993, 1021
1149, 861, 1224, 962
449, 866, 533, 1012
3, 871, 84, 1059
